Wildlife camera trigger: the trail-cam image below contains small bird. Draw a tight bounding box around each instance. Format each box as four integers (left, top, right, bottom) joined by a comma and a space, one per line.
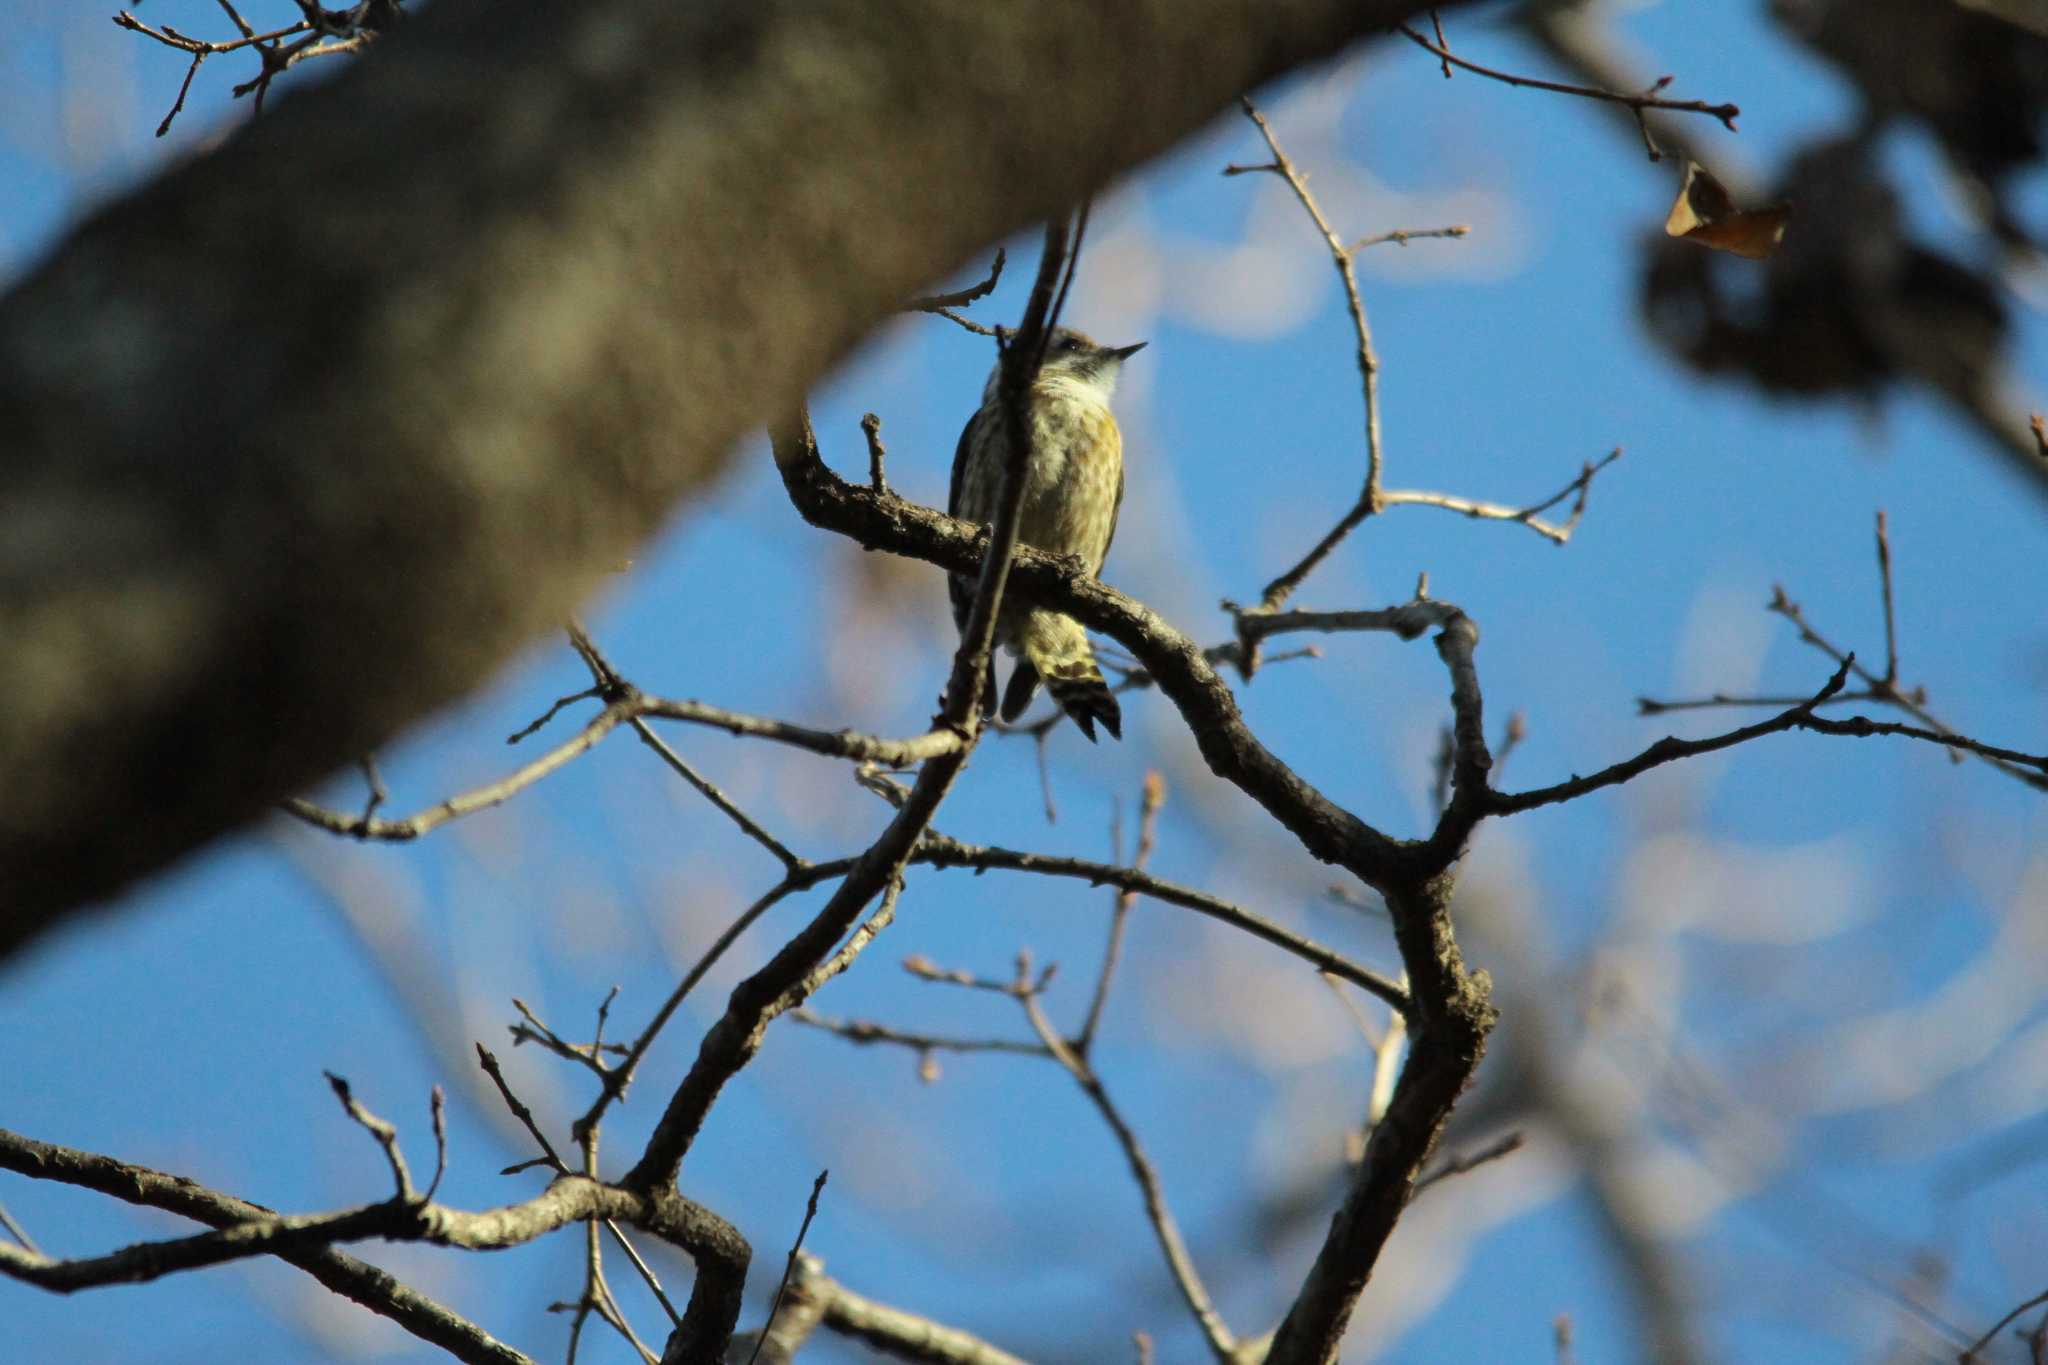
948, 326, 1145, 741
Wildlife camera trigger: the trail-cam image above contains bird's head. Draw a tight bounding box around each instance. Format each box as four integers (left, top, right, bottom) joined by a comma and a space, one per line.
985, 326, 1147, 403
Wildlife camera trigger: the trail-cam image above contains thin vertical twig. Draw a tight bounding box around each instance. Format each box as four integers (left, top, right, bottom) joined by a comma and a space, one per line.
747, 1170, 830, 1365
1227, 99, 1385, 612
1874, 511, 1899, 685
1077, 771, 1166, 1057
1018, 984, 1239, 1363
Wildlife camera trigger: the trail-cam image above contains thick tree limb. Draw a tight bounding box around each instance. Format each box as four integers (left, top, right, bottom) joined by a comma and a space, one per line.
0, 0, 1454, 959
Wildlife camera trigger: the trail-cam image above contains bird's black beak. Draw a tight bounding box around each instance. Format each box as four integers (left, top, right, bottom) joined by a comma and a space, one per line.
1110, 341, 1148, 361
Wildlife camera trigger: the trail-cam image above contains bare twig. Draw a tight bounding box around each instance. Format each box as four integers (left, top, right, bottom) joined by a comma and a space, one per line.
1640, 566, 2048, 793
1017, 969, 1239, 1363
425, 1086, 448, 1202
1410, 1130, 1524, 1198
1428, 8, 1452, 77
1875, 511, 1899, 684
1963, 1288, 2048, 1363
790, 1010, 1048, 1062
324, 1073, 415, 1201
0, 1202, 40, 1256
1489, 661, 1856, 815
1769, 585, 2048, 788
156, 50, 207, 137
903, 954, 1049, 997
507, 686, 605, 744
1077, 770, 1166, 1057
510, 998, 624, 1078
748, 1171, 830, 1365
1380, 447, 1623, 546
475, 1045, 569, 1177
627, 718, 805, 871
113, 10, 311, 56
861, 413, 890, 496
914, 831, 1408, 1013
285, 689, 975, 842
1397, 24, 1740, 131
1230, 98, 1386, 610
792, 1254, 1032, 1365
604, 1219, 682, 1327
1347, 224, 1469, 251
908, 249, 1006, 313
922, 307, 999, 338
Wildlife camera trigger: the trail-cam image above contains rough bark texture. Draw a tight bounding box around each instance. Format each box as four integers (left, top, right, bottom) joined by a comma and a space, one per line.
0, 0, 1451, 958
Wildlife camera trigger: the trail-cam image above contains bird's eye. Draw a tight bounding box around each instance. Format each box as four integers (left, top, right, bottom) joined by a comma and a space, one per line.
1059, 336, 1082, 352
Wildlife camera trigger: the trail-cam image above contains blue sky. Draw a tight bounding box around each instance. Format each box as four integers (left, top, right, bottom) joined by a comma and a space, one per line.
3, 3, 2045, 1363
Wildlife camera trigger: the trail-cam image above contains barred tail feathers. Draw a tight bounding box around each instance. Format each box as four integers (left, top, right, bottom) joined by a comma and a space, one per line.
1012, 609, 1121, 742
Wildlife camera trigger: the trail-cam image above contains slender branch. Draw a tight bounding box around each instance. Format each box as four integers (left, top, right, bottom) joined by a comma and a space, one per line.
578, 869, 842, 1143
0, 1202, 39, 1256
425, 1087, 448, 1203
1769, 585, 2047, 791
605, 1220, 683, 1328
1018, 980, 1239, 1363
283, 697, 638, 839
1487, 660, 1854, 816
155, 50, 208, 137
907, 249, 1006, 313
1638, 577, 2048, 793
113, 10, 312, 56
915, 832, 1408, 1013
628, 719, 805, 870
1963, 1288, 2048, 1363
791, 1010, 1049, 1060
861, 413, 891, 497
1380, 447, 1622, 545
1232, 97, 1386, 610
922, 307, 999, 338
507, 686, 605, 744
1347, 224, 1468, 252
1076, 770, 1166, 1057
325, 1072, 416, 1201
1636, 690, 1890, 714
1874, 511, 1899, 683
1410, 1130, 1524, 1199
476, 1045, 570, 1177
748, 1171, 830, 1365
511, 998, 624, 1080
792, 1254, 1034, 1365
283, 689, 972, 842
903, 954, 1051, 997
1396, 24, 1740, 130
1793, 712, 2048, 774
